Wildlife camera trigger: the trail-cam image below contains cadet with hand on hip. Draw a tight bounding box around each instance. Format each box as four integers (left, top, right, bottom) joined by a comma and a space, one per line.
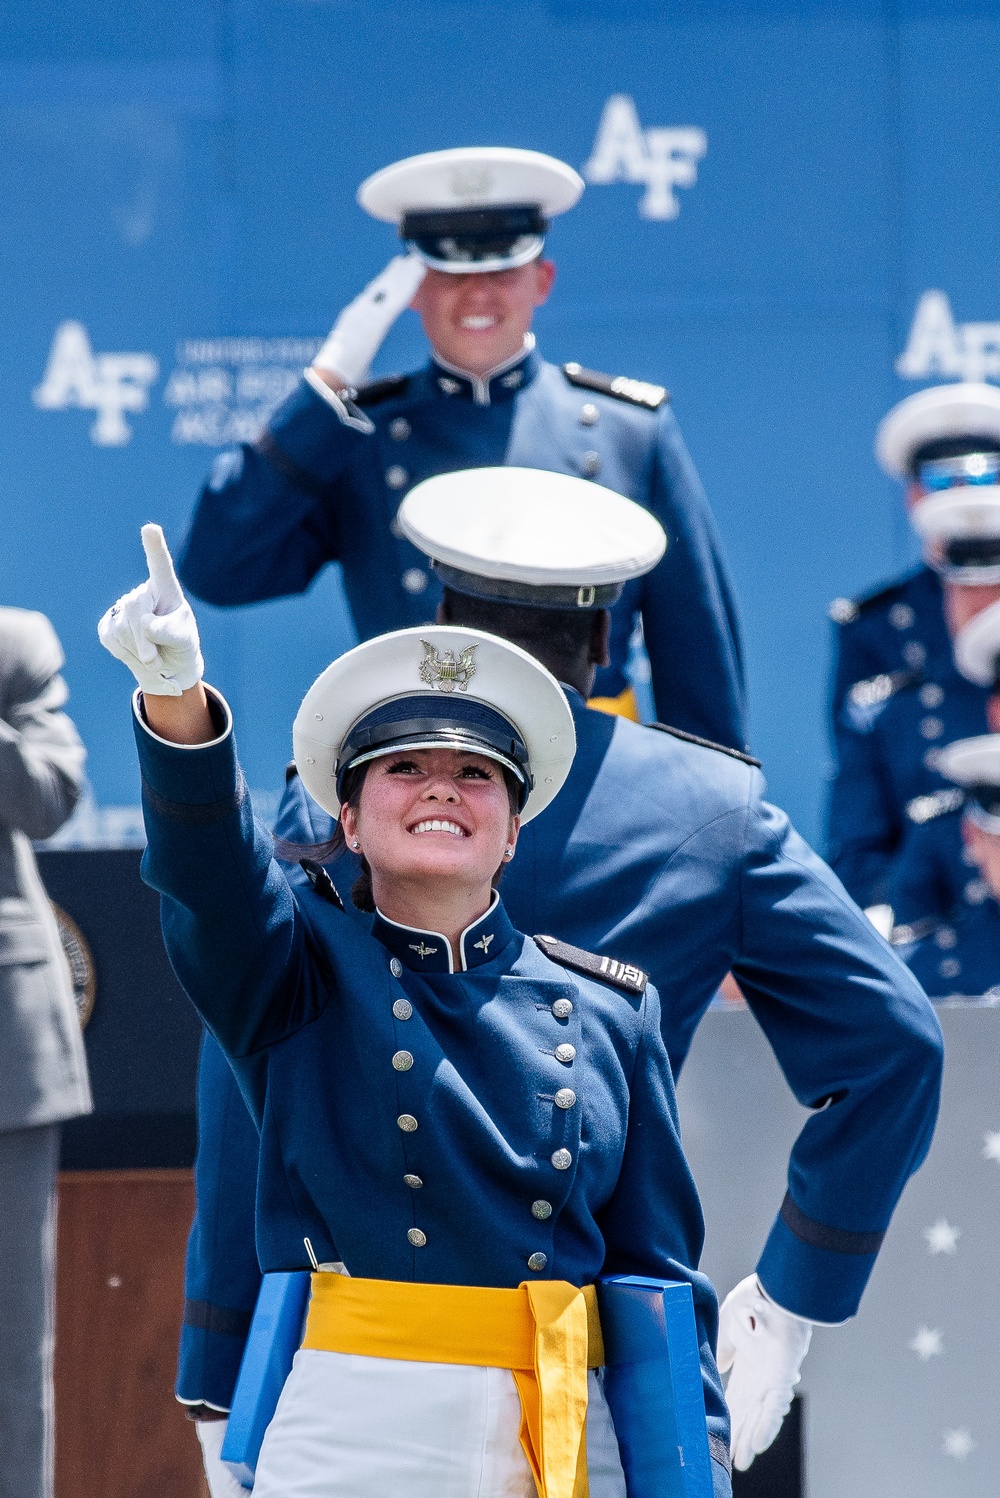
178, 145, 746, 748
182, 468, 943, 1480
98, 522, 734, 1498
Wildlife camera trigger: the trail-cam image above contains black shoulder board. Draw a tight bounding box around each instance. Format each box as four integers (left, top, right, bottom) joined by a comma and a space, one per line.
353, 374, 410, 407
905, 787, 965, 824
562, 362, 668, 411
648, 722, 762, 768
285, 760, 299, 785
534, 934, 647, 996
299, 859, 345, 911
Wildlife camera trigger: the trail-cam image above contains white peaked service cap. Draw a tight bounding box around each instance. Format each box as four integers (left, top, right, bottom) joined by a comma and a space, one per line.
876, 382, 1000, 478
293, 626, 575, 823
398, 467, 666, 608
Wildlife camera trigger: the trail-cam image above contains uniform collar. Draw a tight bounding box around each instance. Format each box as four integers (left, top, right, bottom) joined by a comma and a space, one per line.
428, 335, 539, 407
372, 893, 515, 973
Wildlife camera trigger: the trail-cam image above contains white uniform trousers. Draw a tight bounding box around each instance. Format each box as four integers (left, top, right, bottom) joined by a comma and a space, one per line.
253, 1349, 627, 1498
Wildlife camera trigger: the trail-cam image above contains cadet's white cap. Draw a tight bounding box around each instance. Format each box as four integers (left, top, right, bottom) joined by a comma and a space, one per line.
293, 625, 575, 823
876, 383, 1000, 478
910, 486, 1000, 584
358, 147, 584, 273
937, 734, 1000, 831
398, 467, 666, 609
953, 599, 1000, 687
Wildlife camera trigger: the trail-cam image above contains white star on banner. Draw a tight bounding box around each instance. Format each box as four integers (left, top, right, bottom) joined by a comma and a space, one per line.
924, 1218, 961, 1255
982, 1130, 1000, 1164
942, 1429, 976, 1461
909, 1326, 944, 1361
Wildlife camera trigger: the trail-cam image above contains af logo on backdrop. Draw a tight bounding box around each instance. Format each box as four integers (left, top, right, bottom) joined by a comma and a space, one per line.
583, 94, 707, 220
897, 291, 1000, 385
32, 321, 158, 446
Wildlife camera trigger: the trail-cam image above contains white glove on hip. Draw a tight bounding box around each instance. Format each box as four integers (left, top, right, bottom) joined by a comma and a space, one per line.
195, 1419, 248, 1498
98, 524, 204, 697
312, 254, 426, 387
717, 1274, 812, 1471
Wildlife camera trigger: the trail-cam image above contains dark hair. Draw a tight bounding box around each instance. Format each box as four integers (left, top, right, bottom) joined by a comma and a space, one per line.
439, 587, 605, 685
274, 756, 521, 914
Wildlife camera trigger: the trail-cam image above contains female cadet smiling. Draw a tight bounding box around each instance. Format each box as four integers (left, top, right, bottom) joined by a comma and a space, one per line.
98, 524, 732, 1498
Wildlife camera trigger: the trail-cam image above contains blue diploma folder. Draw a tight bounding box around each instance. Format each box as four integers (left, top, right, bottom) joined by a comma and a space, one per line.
222, 1271, 713, 1496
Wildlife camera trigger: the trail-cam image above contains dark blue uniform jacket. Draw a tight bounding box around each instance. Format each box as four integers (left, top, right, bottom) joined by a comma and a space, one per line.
179, 692, 943, 1413
136, 695, 731, 1480
826, 565, 988, 907
177, 347, 747, 750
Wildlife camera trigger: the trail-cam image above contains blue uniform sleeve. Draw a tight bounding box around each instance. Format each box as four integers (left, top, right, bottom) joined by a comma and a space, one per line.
133, 694, 335, 1074
734, 794, 943, 1322
178, 378, 367, 605
596, 982, 730, 1488
177, 1031, 263, 1410
886, 816, 963, 927
639, 407, 747, 752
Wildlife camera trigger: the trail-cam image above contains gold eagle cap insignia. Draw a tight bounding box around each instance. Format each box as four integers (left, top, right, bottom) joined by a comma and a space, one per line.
419, 640, 478, 692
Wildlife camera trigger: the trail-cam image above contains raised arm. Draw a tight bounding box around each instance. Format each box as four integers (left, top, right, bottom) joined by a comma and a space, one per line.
178, 257, 424, 607
98, 527, 332, 1070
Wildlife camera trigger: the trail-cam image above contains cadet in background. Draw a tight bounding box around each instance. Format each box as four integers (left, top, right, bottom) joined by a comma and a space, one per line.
181, 469, 942, 1485
178, 146, 746, 749
826, 382, 1000, 914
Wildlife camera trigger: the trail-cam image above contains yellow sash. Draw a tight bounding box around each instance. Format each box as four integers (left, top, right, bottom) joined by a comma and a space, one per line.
586, 686, 640, 722
302, 1274, 604, 1498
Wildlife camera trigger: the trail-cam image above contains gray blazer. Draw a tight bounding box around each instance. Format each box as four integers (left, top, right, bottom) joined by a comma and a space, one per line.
0, 608, 90, 1133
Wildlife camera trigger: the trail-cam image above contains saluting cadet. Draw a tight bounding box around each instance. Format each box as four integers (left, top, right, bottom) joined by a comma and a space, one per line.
891, 734, 1000, 1000
826, 382, 1000, 912
98, 525, 733, 1498
177, 146, 746, 749
183, 469, 943, 1483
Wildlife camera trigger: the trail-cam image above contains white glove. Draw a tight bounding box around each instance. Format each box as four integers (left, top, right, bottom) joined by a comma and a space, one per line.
312, 254, 426, 386
195, 1418, 248, 1498
717, 1274, 812, 1471
98, 524, 204, 697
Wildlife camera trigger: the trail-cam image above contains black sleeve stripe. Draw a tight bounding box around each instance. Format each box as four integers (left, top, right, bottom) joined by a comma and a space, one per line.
780, 1192, 885, 1257
353, 374, 410, 407
141, 772, 246, 827
708, 1435, 732, 1476
533, 934, 647, 996
255, 430, 333, 502
182, 1299, 254, 1338
648, 722, 762, 767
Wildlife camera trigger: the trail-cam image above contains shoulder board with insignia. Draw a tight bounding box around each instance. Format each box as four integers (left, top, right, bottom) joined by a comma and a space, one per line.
847, 668, 921, 712
299, 859, 345, 911
648, 722, 762, 767
285, 760, 299, 785
533, 934, 647, 997
905, 787, 965, 824
353, 374, 410, 407
838, 569, 924, 622
562, 362, 668, 411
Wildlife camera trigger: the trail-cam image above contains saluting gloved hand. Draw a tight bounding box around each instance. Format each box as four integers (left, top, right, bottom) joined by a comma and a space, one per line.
717, 1274, 813, 1471
312, 253, 427, 388
98, 523, 204, 696
195, 1419, 248, 1498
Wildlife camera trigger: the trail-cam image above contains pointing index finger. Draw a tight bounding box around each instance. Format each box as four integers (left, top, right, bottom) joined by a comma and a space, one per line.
141, 523, 183, 611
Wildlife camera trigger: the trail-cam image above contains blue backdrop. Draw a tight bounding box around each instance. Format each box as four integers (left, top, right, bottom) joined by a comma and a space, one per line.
4, 0, 998, 844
